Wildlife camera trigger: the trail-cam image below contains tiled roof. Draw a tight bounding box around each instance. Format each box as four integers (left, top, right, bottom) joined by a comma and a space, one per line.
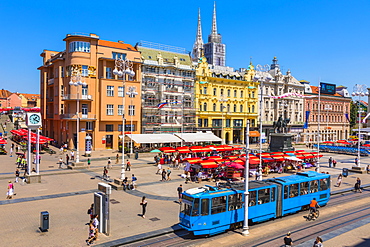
98, 40, 137, 52
0, 89, 12, 99
19, 93, 40, 101
137, 47, 192, 66
310, 86, 343, 97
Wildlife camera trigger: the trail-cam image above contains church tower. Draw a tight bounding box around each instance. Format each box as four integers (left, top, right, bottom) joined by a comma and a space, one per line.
192, 9, 204, 62
203, 2, 226, 66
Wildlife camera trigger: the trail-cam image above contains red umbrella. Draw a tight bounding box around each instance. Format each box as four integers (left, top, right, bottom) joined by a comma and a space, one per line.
226, 162, 244, 169
0, 138, 7, 144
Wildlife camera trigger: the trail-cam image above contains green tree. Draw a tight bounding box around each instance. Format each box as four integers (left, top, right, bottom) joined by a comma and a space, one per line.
350, 101, 358, 129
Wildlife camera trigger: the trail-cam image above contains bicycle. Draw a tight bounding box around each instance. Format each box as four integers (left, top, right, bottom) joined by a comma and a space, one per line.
307, 208, 320, 221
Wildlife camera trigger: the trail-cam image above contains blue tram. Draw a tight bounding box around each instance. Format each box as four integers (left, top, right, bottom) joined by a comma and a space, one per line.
179, 171, 330, 236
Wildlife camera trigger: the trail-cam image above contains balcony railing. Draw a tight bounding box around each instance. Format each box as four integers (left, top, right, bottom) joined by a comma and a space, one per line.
62, 94, 93, 100
60, 113, 96, 120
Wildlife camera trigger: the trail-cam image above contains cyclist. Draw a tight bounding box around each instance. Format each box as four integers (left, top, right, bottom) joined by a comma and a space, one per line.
309, 198, 320, 219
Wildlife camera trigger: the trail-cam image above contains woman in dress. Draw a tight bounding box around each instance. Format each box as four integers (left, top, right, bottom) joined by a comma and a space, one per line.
336, 174, 342, 187
6, 181, 14, 199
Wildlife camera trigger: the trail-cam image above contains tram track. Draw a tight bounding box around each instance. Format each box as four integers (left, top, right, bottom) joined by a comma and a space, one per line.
116, 189, 370, 247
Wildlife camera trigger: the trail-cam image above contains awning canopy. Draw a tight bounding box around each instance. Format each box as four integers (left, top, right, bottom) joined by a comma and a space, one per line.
127, 134, 181, 144
249, 131, 260, 137
174, 132, 222, 143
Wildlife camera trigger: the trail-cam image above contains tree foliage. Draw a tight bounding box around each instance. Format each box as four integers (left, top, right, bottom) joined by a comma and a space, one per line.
350, 101, 358, 128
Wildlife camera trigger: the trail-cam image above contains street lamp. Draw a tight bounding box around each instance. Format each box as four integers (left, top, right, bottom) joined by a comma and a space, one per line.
242, 120, 250, 236
126, 86, 138, 155
113, 57, 135, 180
352, 84, 369, 168
69, 70, 87, 164
219, 98, 227, 144
253, 64, 272, 180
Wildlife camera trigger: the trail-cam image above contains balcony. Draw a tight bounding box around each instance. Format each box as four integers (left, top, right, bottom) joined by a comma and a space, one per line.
62, 94, 93, 101
48, 79, 54, 85
60, 113, 96, 120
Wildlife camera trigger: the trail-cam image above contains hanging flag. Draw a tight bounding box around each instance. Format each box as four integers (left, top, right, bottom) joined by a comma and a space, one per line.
345, 113, 350, 122
303, 111, 310, 129
157, 102, 168, 109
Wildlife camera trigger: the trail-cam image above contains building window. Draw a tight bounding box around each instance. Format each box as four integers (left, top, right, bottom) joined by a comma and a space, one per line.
82, 85, 88, 96
61, 67, 64, 77
233, 119, 243, 127
81, 104, 88, 115
252, 91, 255, 98
227, 104, 230, 112
226, 119, 230, 127
252, 105, 255, 113
240, 105, 243, 113
107, 86, 114, 97
112, 52, 126, 60
227, 89, 231, 97
213, 88, 217, 96
212, 119, 222, 127
106, 124, 113, 132
118, 86, 124, 97
234, 90, 237, 98
204, 119, 208, 127
128, 105, 135, 116
220, 89, 224, 96
198, 119, 202, 127
203, 87, 208, 94
118, 105, 123, 115
86, 122, 93, 130
220, 103, 224, 112
106, 104, 114, 115
233, 104, 237, 112
125, 124, 135, 132
118, 124, 123, 132
240, 90, 243, 98
69, 41, 90, 53
213, 103, 216, 112
203, 103, 207, 111
82, 65, 88, 77
106, 67, 113, 79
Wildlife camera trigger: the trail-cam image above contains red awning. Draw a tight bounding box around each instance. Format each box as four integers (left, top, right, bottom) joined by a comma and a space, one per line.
198, 160, 218, 168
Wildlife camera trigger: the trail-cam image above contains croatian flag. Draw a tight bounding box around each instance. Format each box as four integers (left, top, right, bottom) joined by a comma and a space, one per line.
157, 102, 168, 109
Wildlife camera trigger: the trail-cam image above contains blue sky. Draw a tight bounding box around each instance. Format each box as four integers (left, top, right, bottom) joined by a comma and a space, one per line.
0, 0, 369, 94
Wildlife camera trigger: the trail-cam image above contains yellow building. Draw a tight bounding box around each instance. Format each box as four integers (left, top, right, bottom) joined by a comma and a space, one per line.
38, 33, 142, 151
18, 93, 40, 108
195, 56, 259, 144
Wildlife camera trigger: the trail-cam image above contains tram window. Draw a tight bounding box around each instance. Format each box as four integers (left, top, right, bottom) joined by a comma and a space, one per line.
284, 186, 289, 199
289, 184, 299, 198
211, 196, 227, 214
181, 203, 192, 216
310, 180, 319, 193
319, 178, 329, 191
300, 182, 309, 195
271, 187, 276, 202
201, 199, 209, 216
258, 188, 270, 204
192, 198, 200, 216
249, 191, 256, 206
228, 193, 243, 211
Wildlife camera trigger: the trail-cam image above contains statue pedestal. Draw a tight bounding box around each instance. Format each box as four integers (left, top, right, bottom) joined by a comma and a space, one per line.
25, 174, 41, 184
269, 133, 294, 152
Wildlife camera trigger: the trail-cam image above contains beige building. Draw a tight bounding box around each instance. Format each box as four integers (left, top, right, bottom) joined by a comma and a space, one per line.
39, 33, 142, 151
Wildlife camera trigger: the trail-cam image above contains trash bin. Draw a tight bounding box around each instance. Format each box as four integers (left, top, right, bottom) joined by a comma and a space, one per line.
40, 211, 49, 232
135, 151, 138, 160
342, 168, 349, 177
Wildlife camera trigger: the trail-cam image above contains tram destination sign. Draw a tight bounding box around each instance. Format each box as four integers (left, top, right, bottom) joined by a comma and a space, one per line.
320, 82, 336, 95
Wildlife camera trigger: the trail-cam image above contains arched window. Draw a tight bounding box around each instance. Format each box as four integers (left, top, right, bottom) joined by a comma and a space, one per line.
213, 88, 217, 96
234, 104, 237, 112
252, 91, 255, 98
203, 103, 207, 111
240, 105, 243, 112
234, 90, 237, 98
227, 89, 231, 97
227, 104, 230, 112
213, 103, 216, 112
220, 89, 224, 96
240, 90, 244, 98
220, 103, 224, 112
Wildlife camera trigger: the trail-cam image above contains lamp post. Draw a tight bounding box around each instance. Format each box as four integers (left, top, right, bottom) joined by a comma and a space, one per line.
69, 70, 86, 164
219, 98, 227, 144
352, 84, 369, 168
253, 64, 272, 181
113, 58, 135, 180
316, 84, 321, 173
126, 86, 138, 155
242, 120, 250, 236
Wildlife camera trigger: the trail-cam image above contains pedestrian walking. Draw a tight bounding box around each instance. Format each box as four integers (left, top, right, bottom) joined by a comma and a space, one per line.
116, 154, 119, 164
87, 204, 94, 220
86, 220, 95, 246
355, 157, 358, 166
122, 177, 129, 191
6, 181, 14, 199
103, 166, 108, 179
156, 163, 162, 174
59, 157, 63, 169
16, 156, 21, 168
366, 165, 370, 174
91, 214, 99, 243
283, 232, 293, 247
125, 159, 131, 171
9, 147, 13, 157
87, 158, 91, 169
66, 154, 70, 165
15, 146, 19, 153
71, 150, 75, 161
161, 169, 167, 181
15, 169, 20, 183
167, 168, 172, 181
354, 177, 362, 193
336, 174, 342, 187
177, 184, 183, 203
197, 171, 203, 183
131, 174, 137, 190
107, 157, 112, 169
140, 196, 148, 218
328, 157, 332, 168
313, 236, 323, 247
332, 159, 337, 168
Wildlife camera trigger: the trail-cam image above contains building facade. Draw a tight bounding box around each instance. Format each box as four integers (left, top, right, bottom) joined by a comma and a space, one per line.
303, 83, 351, 142
39, 33, 142, 151
136, 41, 196, 134
259, 57, 306, 142
195, 56, 259, 144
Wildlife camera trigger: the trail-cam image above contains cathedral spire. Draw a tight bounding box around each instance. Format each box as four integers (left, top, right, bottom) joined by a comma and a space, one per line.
192, 8, 204, 62
211, 2, 217, 39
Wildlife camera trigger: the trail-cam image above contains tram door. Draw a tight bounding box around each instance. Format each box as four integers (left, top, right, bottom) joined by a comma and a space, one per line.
275, 184, 283, 217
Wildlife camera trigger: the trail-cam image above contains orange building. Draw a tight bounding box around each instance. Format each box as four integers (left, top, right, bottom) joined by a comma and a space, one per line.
38, 33, 142, 151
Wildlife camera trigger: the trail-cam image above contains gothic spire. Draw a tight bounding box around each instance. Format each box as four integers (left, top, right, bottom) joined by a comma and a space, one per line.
208, 2, 221, 43
196, 8, 203, 46
192, 8, 204, 62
